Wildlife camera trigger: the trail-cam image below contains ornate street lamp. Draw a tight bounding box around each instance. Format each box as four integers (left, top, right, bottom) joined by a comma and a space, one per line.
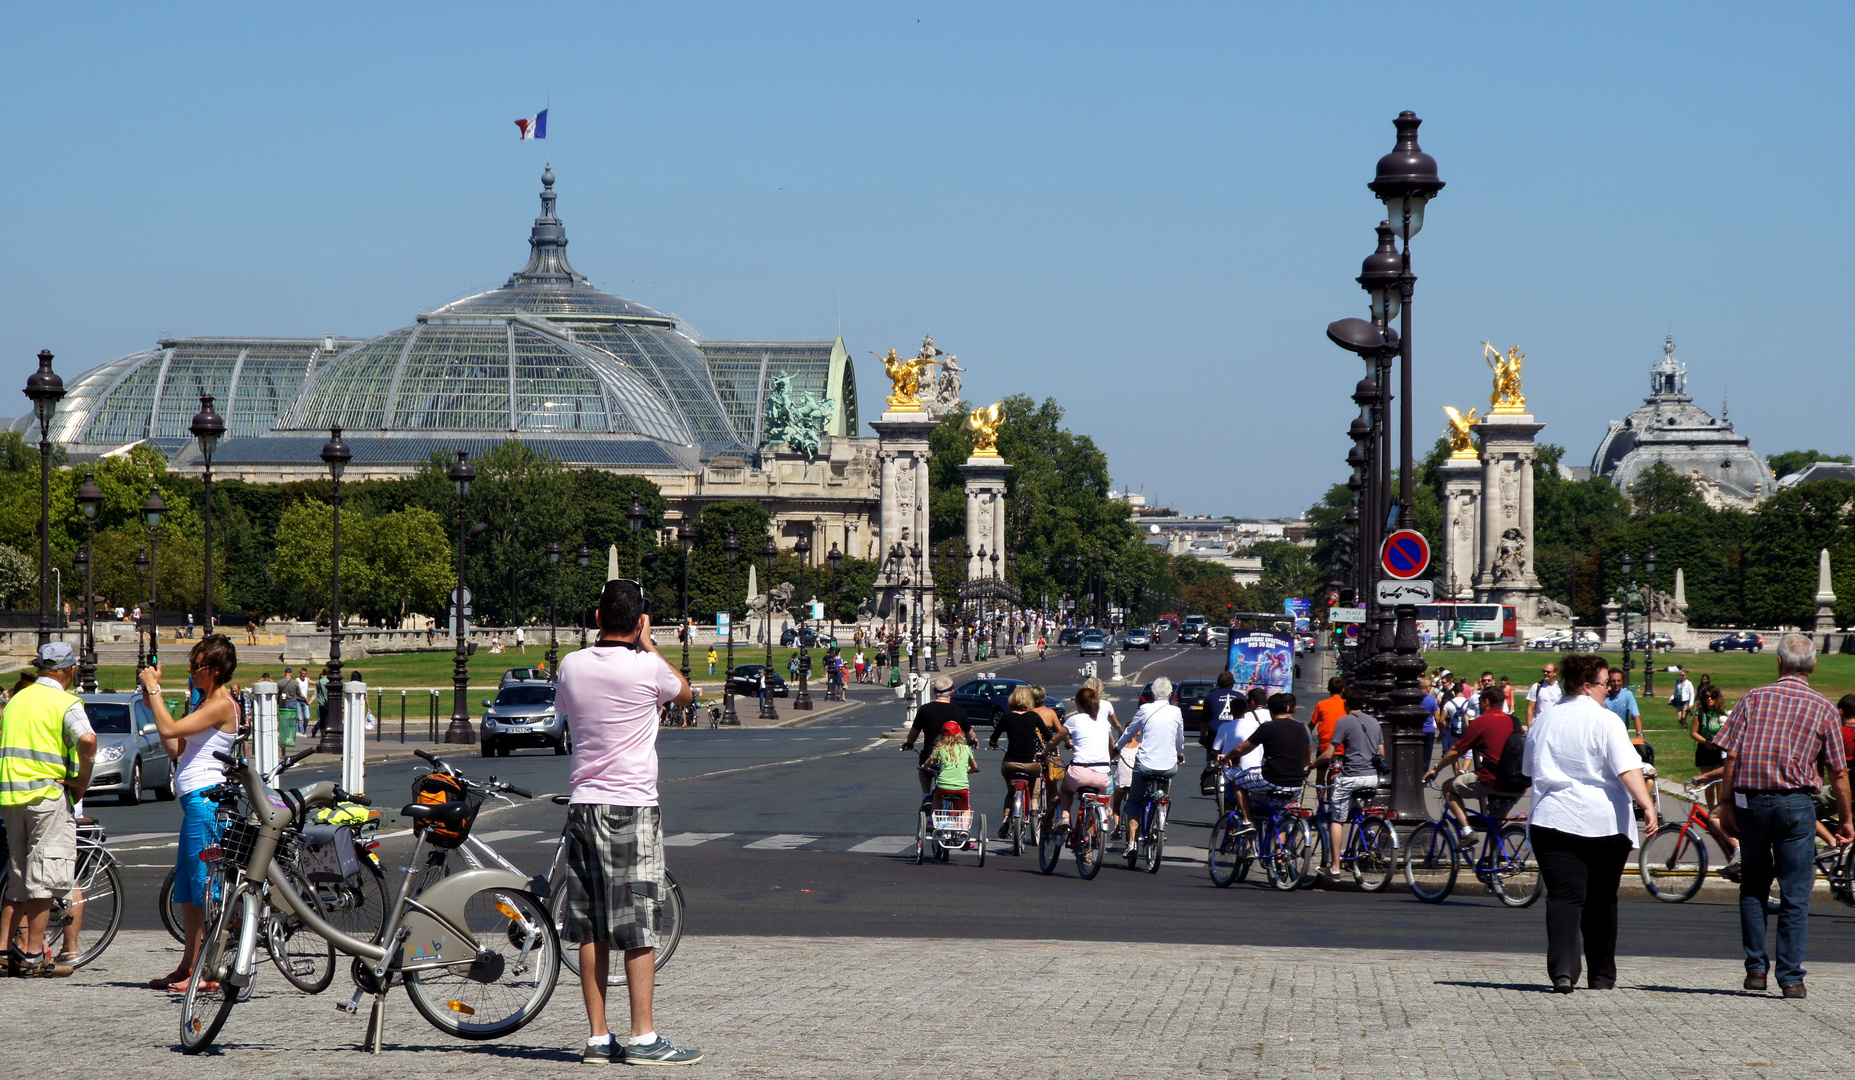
627, 494, 646, 579
75, 471, 102, 692
445, 452, 480, 744
961, 544, 974, 664
133, 550, 149, 673
794, 533, 813, 709
723, 529, 741, 724
826, 542, 843, 658
759, 535, 779, 719
24, 350, 64, 647
1643, 547, 1659, 696
576, 543, 591, 650
190, 392, 225, 636
990, 549, 1002, 656
1620, 550, 1636, 693
908, 541, 922, 674
677, 519, 696, 680
142, 489, 166, 668
546, 542, 563, 675
315, 426, 352, 754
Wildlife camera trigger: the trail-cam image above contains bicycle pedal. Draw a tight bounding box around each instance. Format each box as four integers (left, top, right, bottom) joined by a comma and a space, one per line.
338, 989, 365, 1015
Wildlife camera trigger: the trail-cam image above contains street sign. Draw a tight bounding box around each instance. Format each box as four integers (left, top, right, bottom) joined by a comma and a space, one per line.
1344, 624, 1360, 640
1329, 605, 1367, 624
450, 587, 473, 607
716, 612, 731, 632
1376, 579, 1434, 605
1380, 530, 1431, 580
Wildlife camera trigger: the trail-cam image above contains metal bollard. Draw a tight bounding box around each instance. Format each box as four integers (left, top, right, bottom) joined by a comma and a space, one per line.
341, 678, 368, 796
400, 689, 407, 743
251, 679, 280, 776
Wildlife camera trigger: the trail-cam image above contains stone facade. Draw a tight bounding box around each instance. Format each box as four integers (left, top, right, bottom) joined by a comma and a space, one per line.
1473, 412, 1545, 624
869, 409, 939, 617
1436, 457, 1481, 603
960, 457, 1011, 579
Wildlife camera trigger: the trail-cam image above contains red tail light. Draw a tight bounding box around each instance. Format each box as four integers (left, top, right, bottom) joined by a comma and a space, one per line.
199, 846, 223, 863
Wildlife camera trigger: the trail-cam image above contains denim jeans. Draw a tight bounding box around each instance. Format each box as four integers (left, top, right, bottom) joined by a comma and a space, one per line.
1736, 791, 1817, 985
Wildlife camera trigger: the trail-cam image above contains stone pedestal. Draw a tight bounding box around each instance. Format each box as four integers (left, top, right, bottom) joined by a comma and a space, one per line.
1815, 547, 1838, 637
1436, 456, 1481, 603
959, 455, 1011, 577
1602, 601, 1622, 648
870, 409, 938, 619
1473, 412, 1546, 624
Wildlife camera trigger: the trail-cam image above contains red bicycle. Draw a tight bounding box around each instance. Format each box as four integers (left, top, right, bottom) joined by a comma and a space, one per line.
1640, 780, 1732, 902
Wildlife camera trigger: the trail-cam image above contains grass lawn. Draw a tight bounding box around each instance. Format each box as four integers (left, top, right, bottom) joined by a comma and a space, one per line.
1423, 649, 1855, 785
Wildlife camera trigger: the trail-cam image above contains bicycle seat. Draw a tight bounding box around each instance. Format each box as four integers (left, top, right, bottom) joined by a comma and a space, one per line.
75, 816, 99, 827
402, 802, 471, 829
551, 794, 570, 806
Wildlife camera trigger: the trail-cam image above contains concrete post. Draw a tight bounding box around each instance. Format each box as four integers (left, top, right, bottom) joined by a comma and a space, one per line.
342, 678, 368, 796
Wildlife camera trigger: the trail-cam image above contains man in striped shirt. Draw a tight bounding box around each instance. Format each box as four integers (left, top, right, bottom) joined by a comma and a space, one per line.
1715, 633, 1852, 999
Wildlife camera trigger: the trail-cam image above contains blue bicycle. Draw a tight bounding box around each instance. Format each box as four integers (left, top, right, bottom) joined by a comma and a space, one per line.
1298, 779, 1399, 891
1403, 786, 1541, 907
1121, 774, 1170, 875
1207, 781, 1306, 890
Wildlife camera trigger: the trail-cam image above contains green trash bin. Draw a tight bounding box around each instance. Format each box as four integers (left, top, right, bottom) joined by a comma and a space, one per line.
888, 665, 901, 688
279, 705, 299, 748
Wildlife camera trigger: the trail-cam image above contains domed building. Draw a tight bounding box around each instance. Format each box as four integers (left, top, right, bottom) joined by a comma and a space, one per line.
20, 169, 875, 553
1590, 334, 1772, 509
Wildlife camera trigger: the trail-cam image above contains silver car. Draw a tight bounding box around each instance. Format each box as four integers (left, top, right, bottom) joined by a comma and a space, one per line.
1079, 631, 1107, 656
480, 682, 570, 757
81, 693, 176, 805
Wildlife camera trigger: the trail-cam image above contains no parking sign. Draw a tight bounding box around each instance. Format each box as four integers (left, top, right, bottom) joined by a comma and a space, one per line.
1380, 530, 1430, 580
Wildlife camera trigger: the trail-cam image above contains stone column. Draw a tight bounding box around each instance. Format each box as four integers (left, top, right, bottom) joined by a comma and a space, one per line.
961, 457, 1011, 577
1436, 456, 1481, 603
1815, 548, 1837, 637
870, 409, 939, 618
1472, 411, 1546, 625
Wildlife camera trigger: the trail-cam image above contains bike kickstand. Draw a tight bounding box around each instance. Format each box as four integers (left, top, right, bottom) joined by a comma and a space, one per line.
363, 992, 389, 1054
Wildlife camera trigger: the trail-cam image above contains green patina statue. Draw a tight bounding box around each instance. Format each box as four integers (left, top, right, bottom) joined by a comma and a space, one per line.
762, 371, 836, 462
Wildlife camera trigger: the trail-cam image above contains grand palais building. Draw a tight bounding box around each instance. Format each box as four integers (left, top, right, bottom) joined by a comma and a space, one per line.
13, 169, 880, 558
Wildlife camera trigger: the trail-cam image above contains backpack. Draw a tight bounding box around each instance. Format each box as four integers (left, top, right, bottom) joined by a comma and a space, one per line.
1492, 714, 1530, 792
410, 772, 480, 849
1444, 697, 1472, 736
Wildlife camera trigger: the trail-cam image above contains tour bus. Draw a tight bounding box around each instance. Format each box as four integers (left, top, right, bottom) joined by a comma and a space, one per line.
1415, 603, 1518, 647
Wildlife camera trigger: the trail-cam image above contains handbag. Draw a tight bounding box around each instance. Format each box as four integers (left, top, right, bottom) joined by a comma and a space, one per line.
1044, 756, 1067, 784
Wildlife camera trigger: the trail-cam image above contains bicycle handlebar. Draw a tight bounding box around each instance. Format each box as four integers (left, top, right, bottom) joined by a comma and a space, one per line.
285, 746, 317, 769
413, 748, 441, 764
501, 783, 534, 799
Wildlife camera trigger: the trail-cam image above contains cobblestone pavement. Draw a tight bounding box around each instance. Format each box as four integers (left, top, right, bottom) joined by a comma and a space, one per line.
9, 931, 1853, 1078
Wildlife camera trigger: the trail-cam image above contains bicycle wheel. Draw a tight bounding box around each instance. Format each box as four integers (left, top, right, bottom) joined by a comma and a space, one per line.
1076, 814, 1104, 880
1010, 798, 1024, 857
1494, 824, 1543, 908
178, 886, 243, 1054
53, 848, 123, 968
267, 865, 336, 994
1208, 818, 1245, 887
1037, 813, 1063, 875
1139, 829, 1164, 875
315, 851, 389, 944
555, 871, 684, 986
1353, 818, 1397, 893
1270, 817, 1307, 891
976, 816, 987, 868
1298, 816, 1331, 888
1404, 821, 1459, 903
1832, 845, 1855, 908
1639, 824, 1707, 903
160, 867, 185, 942
404, 886, 559, 1040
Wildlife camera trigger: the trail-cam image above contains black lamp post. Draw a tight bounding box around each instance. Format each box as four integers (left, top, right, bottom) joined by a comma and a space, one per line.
445, 452, 480, 744
1007, 551, 1019, 653
576, 543, 591, 651
134, 550, 149, 674
24, 350, 64, 647
677, 519, 695, 680
990, 550, 1003, 655
826, 543, 843, 655
793, 533, 813, 709
908, 541, 923, 674
315, 426, 351, 754
143, 490, 166, 668
961, 544, 974, 664
723, 529, 741, 724
546, 542, 562, 675
627, 495, 646, 579
1643, 547, 1658, 696
1620, 550, 1636, 692
759, 535, 779, 719
75, 472, 102, 692
190, 392, 224, 636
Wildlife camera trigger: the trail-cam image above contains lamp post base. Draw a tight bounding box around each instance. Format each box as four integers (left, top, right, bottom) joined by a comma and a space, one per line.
794, 676, 813, 710
758, 696, 780, 721
444, 717, 476, 744
722, 690, 738, 725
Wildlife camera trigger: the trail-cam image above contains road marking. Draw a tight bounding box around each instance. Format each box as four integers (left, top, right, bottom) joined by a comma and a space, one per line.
108, 832, 178, 845
742, 833, 819, 850
847, 836, 916, 854
473, 829, 544, 843
664, 832, 734, 847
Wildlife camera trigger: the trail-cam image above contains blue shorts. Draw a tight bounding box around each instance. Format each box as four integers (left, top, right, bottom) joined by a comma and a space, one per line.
174, 788, 224, 906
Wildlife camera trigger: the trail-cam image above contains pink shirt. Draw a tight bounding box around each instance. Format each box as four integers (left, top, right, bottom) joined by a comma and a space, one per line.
559, 642, 683, 806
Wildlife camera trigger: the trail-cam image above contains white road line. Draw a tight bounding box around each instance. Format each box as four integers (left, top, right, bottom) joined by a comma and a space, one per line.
108, 832, 178, 845
665, 737, 888, 784
663, 832, 734, 847
742, 833, 819, 850
847, 836, 916, 854
472, 829, 544, 843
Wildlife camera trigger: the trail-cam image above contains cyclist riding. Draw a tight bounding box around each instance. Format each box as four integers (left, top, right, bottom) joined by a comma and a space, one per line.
1048, 685, 1114, 832
1220, 693, 1309, 821
1423, 685, 1530, 849
1198, 672, 1241, 768
1116, 676, 1185, 858
989, 686, 1055, 838
1310, 685, 1384, 881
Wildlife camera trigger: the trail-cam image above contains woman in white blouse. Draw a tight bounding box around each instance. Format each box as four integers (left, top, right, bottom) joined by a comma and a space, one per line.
1523, 653, 1659, 994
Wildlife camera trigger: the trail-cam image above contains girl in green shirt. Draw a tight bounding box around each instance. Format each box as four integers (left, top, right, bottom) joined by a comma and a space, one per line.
922, 720, 978, 811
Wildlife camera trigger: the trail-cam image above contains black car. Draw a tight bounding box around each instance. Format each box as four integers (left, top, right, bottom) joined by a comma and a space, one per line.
948, 678, 1068, 727
1056, 628, 1081, 646
779, 626, 824, 648
1710, 631, 1765, 653
1138, 678, 1220, 731
726, 664, 789, 697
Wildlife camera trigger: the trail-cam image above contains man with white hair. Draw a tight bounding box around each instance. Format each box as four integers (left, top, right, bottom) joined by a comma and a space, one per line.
1715, 632, 1852, 999
1115, 676, 1185, 857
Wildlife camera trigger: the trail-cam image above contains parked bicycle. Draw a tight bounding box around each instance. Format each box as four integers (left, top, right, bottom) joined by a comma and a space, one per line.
1206, 785, 1306, 890
0, 814, 124, 969
177, 746, 560, 1055
1404, 787, 1541, 907
1297, 779, 1398, 892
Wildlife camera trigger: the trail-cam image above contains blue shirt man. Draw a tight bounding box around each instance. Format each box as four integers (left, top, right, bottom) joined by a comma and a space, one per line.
1604, 671, 1643, 739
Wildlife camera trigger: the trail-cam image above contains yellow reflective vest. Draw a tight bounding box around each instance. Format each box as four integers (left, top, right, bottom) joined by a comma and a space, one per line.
0, 680, 81, 806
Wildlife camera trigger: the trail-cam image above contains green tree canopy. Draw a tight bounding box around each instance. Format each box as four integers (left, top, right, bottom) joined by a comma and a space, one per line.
1767, 449, 1851, 481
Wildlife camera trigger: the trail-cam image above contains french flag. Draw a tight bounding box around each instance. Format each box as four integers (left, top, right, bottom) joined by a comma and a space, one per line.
514, 109, 548, 140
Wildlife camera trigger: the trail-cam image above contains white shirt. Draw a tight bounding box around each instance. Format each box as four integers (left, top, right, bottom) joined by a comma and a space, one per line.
1672, 678, 1695, 707
1527, 680, 1563, 712
1216, 710, 1266, 771
1523, 694, 1645, 846
1064, 711, 1113, 767
1119, 701, 1185, 773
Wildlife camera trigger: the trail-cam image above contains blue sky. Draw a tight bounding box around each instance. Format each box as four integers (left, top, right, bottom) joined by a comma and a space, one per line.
2, 3, 1849, 516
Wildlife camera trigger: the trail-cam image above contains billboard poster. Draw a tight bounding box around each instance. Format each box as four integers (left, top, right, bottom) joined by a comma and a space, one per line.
1226, 631, 1295, 697
1284, 597, 1311, 633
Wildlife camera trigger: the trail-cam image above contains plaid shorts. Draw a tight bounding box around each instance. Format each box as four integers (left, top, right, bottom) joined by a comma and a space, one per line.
560, 804, 665, 953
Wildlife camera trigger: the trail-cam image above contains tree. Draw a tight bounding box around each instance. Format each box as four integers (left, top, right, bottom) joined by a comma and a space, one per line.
0, 543, 33, 609
271, 500, 336, 618
1628, 462, 1708, 518
1251, 540, 1320, 612
352, 508, 455, 623
1767, 449, 1850, 481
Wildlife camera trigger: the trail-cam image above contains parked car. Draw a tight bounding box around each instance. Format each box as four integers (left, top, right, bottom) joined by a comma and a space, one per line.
1122, 626, 1154, 651
1079, 630, 1108, 656
1711, 631, 1765, 653
1056, 628, 1082, 646
1623, 632, 1676, 652
779, 626, 824, 648
1136, 679, 1220, 731
500, 667, 550, 686
480, 682, 569, 757
726, 664, 789, 697
80, 693, 176, 805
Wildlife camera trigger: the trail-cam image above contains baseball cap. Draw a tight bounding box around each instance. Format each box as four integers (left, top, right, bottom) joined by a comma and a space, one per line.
941, 720, 964, 738
35, 641, 77, 670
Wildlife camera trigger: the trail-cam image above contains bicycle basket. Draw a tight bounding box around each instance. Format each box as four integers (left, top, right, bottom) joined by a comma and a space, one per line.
411, 772, 480, 849
219, 817, 262, 869
931, 810, 973, 835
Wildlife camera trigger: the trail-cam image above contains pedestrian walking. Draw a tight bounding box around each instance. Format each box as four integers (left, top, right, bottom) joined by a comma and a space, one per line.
0, 643, 96, 978
313, 669, 330, 737
1669, 668, 1696, 726
705, 646, 717, 675
245, 617, 258, 645
1714, 633, 1852, 998
1523, 653, 1659, 993
554, 579, 703, 1064
515, 626, 527, 655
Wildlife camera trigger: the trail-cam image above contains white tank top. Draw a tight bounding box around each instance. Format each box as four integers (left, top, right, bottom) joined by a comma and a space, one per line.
174, 724, 237, 796
1065, 711, 1112, 767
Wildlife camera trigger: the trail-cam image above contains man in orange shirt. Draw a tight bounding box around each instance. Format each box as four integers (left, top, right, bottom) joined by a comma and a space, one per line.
1310, 675, 1349, 764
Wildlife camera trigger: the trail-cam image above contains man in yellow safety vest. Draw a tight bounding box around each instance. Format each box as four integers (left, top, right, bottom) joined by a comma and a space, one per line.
0, 642, 96, 977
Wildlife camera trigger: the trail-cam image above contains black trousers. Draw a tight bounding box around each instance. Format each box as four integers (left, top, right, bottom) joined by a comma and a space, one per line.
1531, 825, 1631, 986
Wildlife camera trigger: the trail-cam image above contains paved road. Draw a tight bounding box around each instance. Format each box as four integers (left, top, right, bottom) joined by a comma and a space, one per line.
81, 642, 1855, 959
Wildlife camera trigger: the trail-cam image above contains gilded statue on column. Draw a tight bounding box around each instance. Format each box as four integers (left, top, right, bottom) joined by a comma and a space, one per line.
966, 401, 1005, 457
1441, 405, 1480, 459
875, 339, 946, 410
1483, 342, 1527, 414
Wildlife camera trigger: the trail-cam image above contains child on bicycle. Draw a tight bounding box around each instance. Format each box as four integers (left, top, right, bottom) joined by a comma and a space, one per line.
922, 720, 978, 811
